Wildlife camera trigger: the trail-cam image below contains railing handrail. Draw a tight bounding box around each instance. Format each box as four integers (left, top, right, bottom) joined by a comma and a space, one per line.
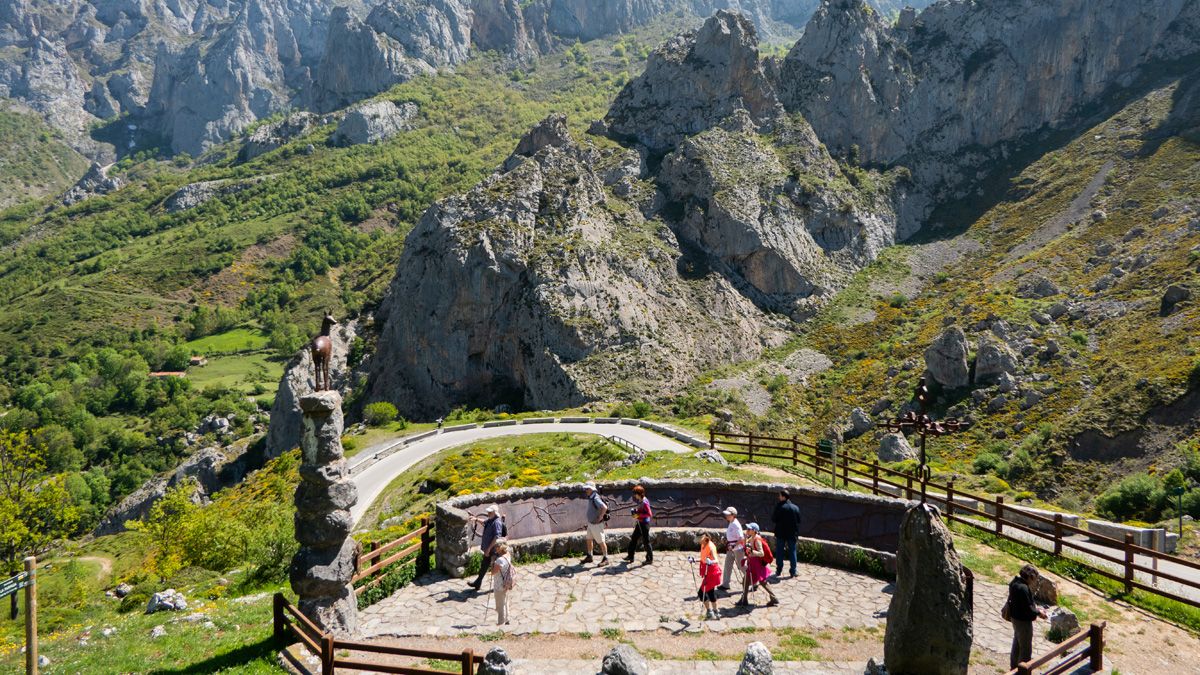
709, 430, 1200, 609
608, 435, 645, 455
275, 592, 480, 675
1001, 621, 1105, 675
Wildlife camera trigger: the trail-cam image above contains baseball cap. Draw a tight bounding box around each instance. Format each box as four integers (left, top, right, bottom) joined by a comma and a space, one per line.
583, 484, 596, 491
746, 522, 760, 532
485, 505, 498, 514
722, 507, 738, 516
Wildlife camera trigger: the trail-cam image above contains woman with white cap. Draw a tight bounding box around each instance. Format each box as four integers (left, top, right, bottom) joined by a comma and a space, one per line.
719, 506, 744, 591
736, 523, 778, 608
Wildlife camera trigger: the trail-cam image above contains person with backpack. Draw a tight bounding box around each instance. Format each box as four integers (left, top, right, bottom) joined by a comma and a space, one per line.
772, 490, 801, 577
468, 505, 505, 591
1004, 564, 1047, 669
581, 484, 610, 566
490, 540, 514, 625
736, 523, 778, 608
623, 484, 653, 565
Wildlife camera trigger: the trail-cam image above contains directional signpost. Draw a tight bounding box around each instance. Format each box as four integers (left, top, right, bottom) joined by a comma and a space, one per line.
2, 557, 37, 674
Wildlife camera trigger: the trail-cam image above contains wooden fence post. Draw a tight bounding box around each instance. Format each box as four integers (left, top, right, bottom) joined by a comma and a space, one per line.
791, 436, 798, 467
946, 479, 955, 519
1053, 514, 1063, 556
871, 463, 879, 495
321, 633, 335, 675
841, 455, 848, 488
1016, 662, 1032, 675
25, 556, 36, 675
708, 428, 715, 449
1123, 533, 1134, 594
419, 516, 432, 576
273, 593, 285, 642
9, 591, 15, 620
747, 431, 755, 464
1088, 622, 1105, 671
996, 496, 1005, 535
462, 649, 475, 675
905, 474, 913, 501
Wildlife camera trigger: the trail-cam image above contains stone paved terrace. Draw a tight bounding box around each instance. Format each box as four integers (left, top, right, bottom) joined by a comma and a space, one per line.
506, 659, 868, 674
357, 552, 1051, 657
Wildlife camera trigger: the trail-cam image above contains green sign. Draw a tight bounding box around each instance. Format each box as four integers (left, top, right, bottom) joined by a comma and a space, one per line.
817, 439, 835, 458
0, 571, 30, 597
1173, 486, 1187, 496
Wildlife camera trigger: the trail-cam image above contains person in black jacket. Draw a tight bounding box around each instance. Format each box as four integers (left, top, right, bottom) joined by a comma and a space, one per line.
1007, 564, 1048, 669
771, 490, 801, 577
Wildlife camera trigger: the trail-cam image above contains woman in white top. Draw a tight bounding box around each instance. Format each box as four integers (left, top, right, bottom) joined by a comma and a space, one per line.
490, 541, 514, 625
720, 506, 744, 591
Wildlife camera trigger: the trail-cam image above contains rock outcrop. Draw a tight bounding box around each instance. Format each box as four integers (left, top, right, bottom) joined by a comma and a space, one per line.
330, 100, 418, 146
266, 319, 357, 458
878, 433, 917, 463
60, 162, 123, 206
601, 645, 649, 675
164, 177, 270, 213
777, 0, 1200, 215
604, 10, 780, 155
737, 641, 774, 675
924, 327, 970, 390
95, 446, 234, 535
289, 391, 359, 636
974, 334, 1018, 384
884, 503, 972, 675
366, 112, 785, 417
239, 112, 326, 162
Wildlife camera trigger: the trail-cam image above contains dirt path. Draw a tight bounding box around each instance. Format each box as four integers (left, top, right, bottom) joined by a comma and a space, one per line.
73, 555, 114, 579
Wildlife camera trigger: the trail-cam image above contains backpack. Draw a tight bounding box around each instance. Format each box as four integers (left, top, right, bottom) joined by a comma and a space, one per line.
761, 540, 774, 565
500, 516, 508, 538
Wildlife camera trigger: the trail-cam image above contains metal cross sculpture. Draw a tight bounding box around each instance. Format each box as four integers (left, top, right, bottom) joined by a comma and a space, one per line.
883, 377, 970, 480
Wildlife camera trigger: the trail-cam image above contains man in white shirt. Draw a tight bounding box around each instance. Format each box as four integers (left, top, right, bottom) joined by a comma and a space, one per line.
719, 506, 744, 591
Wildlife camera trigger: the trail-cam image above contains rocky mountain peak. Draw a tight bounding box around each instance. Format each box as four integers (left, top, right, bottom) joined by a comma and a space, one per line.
512, 113, 574, 158
603, 9, 781, 155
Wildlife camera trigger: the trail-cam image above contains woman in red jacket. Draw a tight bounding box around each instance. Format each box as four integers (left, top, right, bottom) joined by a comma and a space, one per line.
698, 533, 723, 620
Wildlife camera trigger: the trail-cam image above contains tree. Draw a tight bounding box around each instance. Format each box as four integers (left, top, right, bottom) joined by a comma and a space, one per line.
0, 431, 80, 573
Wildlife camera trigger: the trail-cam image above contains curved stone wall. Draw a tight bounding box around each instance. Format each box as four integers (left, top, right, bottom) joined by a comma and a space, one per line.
435, 478, 910, 577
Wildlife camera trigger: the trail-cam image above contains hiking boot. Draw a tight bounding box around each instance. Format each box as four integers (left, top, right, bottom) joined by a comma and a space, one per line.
766, 598, 780, 607
467, 580, 481, 590
704, 609, 715, 620
580, 555, 594, 564
717, 585, 730, 591
623, 556, 634, 563
644, 558, 653, 565
597, 557, 609, 567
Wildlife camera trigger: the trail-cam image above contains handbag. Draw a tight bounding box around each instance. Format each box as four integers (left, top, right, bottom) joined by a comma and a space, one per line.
1000, 599, 1011, 622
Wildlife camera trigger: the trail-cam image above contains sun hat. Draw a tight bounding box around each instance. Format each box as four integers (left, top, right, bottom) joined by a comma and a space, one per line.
583, 484, 596, 491
722, 507, 738, 516
485, 505, 498, 514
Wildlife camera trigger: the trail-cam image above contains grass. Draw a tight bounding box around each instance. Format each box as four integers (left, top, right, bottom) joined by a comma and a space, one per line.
773, 628, 820, 661
0, 104, 88, 211
183, 327, 270, 355
187, 351, 284, 398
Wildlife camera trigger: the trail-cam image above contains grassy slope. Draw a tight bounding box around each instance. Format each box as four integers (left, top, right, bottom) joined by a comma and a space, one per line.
0, 24, 680, 356
0, 105, 88, 210
701, 79, 1200, 508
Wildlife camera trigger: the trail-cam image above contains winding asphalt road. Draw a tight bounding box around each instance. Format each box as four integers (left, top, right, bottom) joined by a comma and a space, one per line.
348, 421, 697, 525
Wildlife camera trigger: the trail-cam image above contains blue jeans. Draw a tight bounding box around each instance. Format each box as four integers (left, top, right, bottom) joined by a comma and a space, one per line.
775, 536, 798, 575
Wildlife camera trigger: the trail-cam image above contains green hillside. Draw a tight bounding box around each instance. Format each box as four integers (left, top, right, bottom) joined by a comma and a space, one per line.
0, 105, 88, 210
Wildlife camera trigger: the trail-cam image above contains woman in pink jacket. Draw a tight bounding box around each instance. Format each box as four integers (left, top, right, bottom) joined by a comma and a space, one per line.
698, 533, 723, 619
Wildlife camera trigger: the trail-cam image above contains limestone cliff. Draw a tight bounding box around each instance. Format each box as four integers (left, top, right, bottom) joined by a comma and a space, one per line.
366, 113, 786, 417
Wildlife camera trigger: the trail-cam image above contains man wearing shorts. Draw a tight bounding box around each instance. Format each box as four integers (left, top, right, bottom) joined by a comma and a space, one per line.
580, 484, 610, 566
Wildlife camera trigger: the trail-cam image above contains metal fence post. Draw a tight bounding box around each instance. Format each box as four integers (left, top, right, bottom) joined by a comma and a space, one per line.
25, 556, 36, 675
996, 496, 1005, 535
1124, 533, 1134, 594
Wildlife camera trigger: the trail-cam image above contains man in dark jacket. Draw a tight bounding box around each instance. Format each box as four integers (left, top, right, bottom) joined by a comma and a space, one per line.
1007, 564, 1048, 669
468, 505, 505, 591
771, 490, 801, 577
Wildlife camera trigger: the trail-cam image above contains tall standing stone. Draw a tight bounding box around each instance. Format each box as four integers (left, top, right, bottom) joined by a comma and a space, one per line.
924, 326, 970, 389
884, 504, 972, 675
289, 391, 359, 636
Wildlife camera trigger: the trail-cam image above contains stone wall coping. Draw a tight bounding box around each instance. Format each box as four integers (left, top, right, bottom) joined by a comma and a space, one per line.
439, 478, 912, 518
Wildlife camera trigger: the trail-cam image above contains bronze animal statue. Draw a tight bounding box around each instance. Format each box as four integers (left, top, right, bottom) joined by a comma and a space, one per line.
310, 312, 337, 392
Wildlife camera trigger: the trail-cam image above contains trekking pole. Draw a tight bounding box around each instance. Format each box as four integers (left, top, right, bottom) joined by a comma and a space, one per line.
482, 587, 492, 622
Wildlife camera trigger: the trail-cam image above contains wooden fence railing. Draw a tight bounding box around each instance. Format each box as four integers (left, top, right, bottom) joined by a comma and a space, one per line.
353, 518, 432, 597
710, 431, 1200, 609
1004, 621, 1106, 675
275, 593, 482, 675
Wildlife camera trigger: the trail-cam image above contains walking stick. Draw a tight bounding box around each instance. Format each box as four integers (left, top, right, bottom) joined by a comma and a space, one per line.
482, 587, 492, 622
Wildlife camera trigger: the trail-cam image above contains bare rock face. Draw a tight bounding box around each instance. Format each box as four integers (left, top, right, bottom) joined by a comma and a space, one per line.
974, 334, 1018, 384
289, 391, 359, 636
884, 503, 972, 675
330, 100, 418, 146
164, 177, 269, 213
266, 319, 357, 458
312, 1, 470, 112
777, 0, 1200, 217
924, 327, 970, 389
367, 112, 785, 418
604, 10, 781, 155
239, 112, 324, 162
61, 162, 123, 206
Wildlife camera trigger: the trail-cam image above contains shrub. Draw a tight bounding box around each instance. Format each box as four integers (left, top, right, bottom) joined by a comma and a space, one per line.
889, 293, 908, 308
364, 401, 399, 427
1095, 473, 1165, 522
972, 451, 1007, 476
